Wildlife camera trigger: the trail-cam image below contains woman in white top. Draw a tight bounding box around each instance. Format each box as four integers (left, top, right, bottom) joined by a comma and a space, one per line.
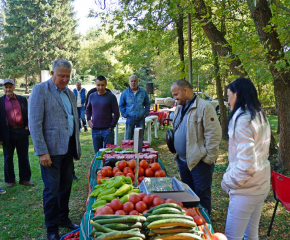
222, 78, 271, 240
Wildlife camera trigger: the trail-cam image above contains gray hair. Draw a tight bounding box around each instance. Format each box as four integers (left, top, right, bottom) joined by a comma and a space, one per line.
52, 59, 72, 72
129, 74, 138, 82
76, 80, 81, 84
172, 79, 193, 90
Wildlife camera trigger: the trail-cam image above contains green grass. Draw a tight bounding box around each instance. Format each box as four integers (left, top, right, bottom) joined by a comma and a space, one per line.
1, 115, 288, 239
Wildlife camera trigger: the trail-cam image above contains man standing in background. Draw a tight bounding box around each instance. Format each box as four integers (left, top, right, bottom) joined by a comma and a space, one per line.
0, 78, 33, 188
73, 81, 87, 132
119, 75, 150, 140
86, 76, 119, 153
29, 59, 81, 240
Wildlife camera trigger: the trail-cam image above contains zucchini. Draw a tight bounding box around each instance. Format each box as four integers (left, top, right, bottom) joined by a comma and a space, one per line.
114, 238, 143, 240
93, 215, 146, 224
148, 219, 196, 229
147, 214, 193, 222
94, 232, 104, 237
92, 215, 125, 220
151, 207, 183, 215
151, 233, 203, 240
96, 231, 145, 240
150, 227, 196, 234
151, 203, 183, 212
102, 222, 142, 230
90, 220, 116, 233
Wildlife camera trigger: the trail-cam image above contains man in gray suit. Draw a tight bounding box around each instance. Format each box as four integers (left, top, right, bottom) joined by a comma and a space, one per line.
28, 59, 81, 240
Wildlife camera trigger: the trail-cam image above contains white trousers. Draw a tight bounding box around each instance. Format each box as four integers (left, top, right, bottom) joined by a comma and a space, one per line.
225, 192, 268, 240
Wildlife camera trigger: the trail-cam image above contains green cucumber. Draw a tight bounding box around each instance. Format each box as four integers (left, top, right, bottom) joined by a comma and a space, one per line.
148, 219, 196, 229
151, 207, 183, 215
102, 222, 142, 230
96, 231, 145, 240
92, 215, 125, 220
93, 215, 146, 224
146, 214, 193, 222
90, 221, 116, 233
152, 203, 183, 211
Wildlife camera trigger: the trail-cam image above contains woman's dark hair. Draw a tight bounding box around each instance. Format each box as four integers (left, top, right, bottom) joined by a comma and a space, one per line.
227, 78, 267, 126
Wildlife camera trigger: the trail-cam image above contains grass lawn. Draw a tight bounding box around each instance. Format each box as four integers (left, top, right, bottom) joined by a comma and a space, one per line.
0, 115, 289, 239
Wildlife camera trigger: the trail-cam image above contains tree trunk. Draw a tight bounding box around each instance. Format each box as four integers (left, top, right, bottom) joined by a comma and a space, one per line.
269, 130, 278, 157
247, 0, 290, 171
174, 12, 185, 75
25, 75, 29, 94
191, 0, 247, 77
274, 85, 280, 134
212, 45, 228, 138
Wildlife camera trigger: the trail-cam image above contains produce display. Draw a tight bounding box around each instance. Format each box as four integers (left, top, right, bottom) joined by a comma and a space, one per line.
62, 230, 79, 240
97, 160, 166, 185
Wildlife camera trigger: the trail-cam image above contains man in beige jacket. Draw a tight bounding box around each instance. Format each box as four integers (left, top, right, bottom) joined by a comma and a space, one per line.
171, 79, 222, 216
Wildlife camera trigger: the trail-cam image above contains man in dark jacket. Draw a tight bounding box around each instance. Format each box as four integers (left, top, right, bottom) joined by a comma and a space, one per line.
0, 79, 33, 188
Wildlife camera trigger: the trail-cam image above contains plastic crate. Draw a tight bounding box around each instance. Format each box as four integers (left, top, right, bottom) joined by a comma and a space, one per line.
60, 228, 80, 240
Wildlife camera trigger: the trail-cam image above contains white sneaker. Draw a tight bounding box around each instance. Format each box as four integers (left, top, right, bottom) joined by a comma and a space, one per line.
0, 188, 6, 194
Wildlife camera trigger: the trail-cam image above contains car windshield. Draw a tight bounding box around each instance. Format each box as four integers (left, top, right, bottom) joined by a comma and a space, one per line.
198, 93, 211, 101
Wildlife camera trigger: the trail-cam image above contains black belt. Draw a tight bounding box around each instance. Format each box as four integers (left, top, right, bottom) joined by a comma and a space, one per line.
9, 126, 24, 129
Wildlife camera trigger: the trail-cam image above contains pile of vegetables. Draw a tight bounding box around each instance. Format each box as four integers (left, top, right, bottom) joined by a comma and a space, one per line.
90, 215, 146, 240
97, 160, 166, 185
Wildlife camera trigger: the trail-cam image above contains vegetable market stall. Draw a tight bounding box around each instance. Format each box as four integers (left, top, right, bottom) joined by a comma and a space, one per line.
77, 142, 214, 240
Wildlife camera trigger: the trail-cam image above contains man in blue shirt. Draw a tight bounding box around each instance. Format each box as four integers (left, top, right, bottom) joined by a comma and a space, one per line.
73, 81, 88, 132
119, 75, 150, 140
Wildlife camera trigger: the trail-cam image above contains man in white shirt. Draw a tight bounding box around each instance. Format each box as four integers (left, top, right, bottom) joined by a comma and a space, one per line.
73, 81, 88, 132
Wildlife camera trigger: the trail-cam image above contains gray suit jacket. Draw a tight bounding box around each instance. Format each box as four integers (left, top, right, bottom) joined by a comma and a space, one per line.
28, 78, 81, 157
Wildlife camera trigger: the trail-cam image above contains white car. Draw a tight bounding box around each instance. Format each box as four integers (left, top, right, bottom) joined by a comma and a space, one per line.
194, 91, 229, 114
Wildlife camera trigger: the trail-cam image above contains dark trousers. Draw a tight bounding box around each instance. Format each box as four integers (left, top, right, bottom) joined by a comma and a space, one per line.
91, 129, 114, 154
176, 158, 214, 216
3, 128, 31, 183
40, 137, 75, 234
77, 106, 87, 129
125, 117, 145, 140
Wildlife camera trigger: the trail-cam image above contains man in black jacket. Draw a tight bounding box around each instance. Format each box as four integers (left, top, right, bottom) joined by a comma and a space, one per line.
0, 79, 33, 188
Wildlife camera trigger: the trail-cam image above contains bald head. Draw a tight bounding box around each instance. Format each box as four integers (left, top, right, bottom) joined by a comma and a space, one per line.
171, 79, 194, 105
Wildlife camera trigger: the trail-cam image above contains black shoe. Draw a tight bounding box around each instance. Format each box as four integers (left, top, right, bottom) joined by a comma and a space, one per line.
47, 233, 60, 240
84, 127, 88, 132
58, 221, 79, 230
72, 174, 79, 181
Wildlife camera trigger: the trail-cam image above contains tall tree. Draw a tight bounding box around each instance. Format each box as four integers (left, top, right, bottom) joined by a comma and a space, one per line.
1, 0, 79, 90
247, 0, 290, 171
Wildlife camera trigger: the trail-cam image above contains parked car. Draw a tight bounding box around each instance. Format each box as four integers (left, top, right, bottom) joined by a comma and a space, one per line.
194, 91, 229, 114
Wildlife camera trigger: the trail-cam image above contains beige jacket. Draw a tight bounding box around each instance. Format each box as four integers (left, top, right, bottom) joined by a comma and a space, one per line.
172, 96, 222, 170
221, 108, 271, 195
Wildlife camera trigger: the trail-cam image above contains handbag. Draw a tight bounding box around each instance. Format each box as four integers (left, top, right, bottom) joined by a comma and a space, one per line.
166, 95, 196, 154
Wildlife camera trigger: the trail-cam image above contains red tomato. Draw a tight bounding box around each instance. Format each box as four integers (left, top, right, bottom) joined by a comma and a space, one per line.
96, 207, 103, 213
212, 233, 228, 240
148, 205, 154, 209
97, 172, 103, 177
105, 203, 111, 207
123, 167, 133, 175
129, 194, 141, 204
150, 163, 161, 171
113, 167, 121, 175
138, 176, 144, 183
110, 199, 123, 211
150, 194, 159, 200
129, 210, 139, 215
153, 197, 165, 206
139, 160, 149, 169
115, 210, 126, 215
126, 173, 135, 182
142, 209, 149, 214
117, 160, 128, 170
165, 198, 175, 203
138, 167, 145, 176
101, 206, 114, 215
193, 215, 204, 225
138, 192, 147, 199
145, 168, 154, 177
154, 170, 161, 177
114, 172, 125, 177
175, 201, 183, 208
143, 195, 153, 206
97, 176, 105, 184
123, 202, 134, 212
158, 170, 166, 177
97, 211, 102, 215
102, 166, 112, 170
128, 160, 136, 169
183, 208, 190, 216
135, 201, 147, 213
188, 208, 198, 217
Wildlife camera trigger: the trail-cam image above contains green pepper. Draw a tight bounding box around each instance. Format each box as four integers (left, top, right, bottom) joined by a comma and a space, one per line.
129, 188, 140, 193
113, 146, 122, 151
107, 176, 125, 189
128, 192, 138, 197
124, 176, 132, 184
98, 194, 116, 201
96, 156, 103, 160
119, 194, 130, 204
90, 188, 103, 197
101, 148, 111, 157
91, 199, 107, 209
115, 184, 133, 197
98, 187, 116, 198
